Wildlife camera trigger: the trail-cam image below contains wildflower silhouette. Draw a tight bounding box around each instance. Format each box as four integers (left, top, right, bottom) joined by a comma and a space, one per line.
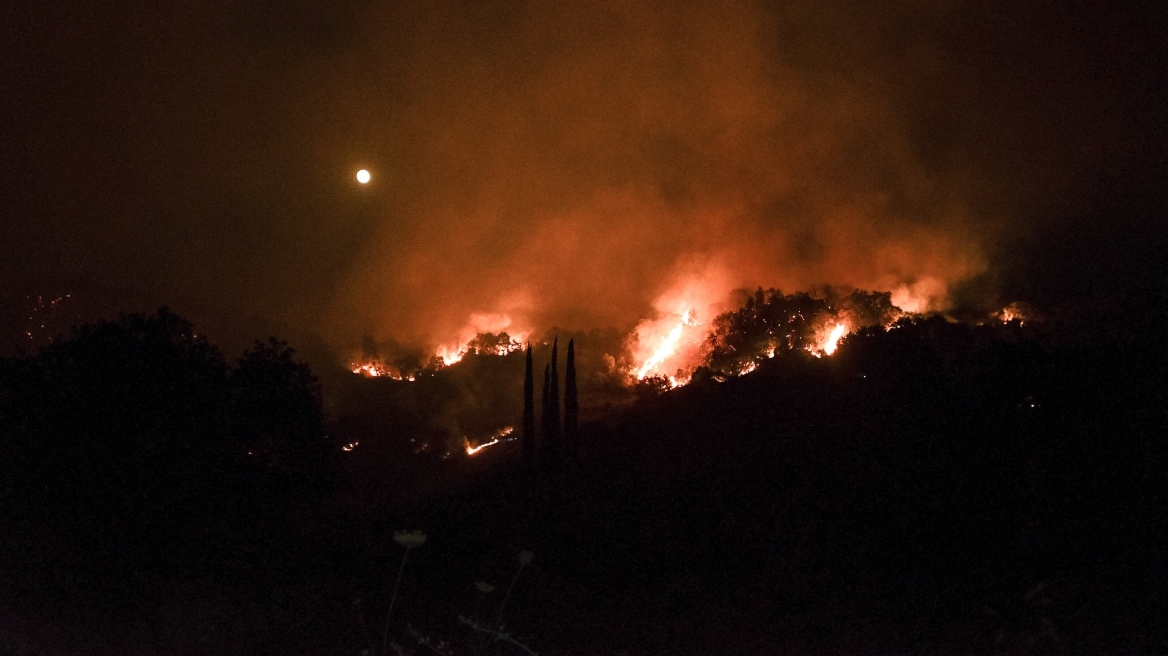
383, 530, 427, 656
393, 530, 428, 549
496, 550, 534, 629
470, 580, 495, 622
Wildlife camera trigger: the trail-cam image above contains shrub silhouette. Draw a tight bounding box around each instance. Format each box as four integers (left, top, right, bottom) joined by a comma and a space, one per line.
0, 308, 333, 606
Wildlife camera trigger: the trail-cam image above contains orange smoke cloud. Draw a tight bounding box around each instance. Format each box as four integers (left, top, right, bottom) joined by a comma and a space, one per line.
324, 1, 991, 355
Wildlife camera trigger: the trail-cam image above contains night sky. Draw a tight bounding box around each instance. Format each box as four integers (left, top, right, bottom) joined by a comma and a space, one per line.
3, 0, 1166, 360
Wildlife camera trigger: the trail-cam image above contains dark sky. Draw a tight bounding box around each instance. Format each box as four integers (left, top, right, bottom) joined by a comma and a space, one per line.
3, 0, 1166, 360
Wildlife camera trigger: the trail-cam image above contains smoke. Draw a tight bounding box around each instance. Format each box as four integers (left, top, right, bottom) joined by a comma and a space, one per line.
324, 0, 1018, 352
4, 0, 1163, 361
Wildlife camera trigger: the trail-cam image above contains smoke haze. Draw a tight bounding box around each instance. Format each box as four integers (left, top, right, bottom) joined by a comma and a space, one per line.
3, 0, 1165, 358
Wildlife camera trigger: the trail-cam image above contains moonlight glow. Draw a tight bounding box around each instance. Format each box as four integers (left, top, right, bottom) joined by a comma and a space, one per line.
356, 169, 370, 184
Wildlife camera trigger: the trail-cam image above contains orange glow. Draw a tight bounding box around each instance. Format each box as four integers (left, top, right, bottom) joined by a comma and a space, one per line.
464, 426, 514, 456
822, 323, 847, 355
808, 322, 850, 358
890, 278, 945, 314
465, 437, 499, 455
351, 360, 398, 378
433, 311, 529, 367
636, 311, 692, 379
997, 302, 1031, 325
436, 344, 467, 366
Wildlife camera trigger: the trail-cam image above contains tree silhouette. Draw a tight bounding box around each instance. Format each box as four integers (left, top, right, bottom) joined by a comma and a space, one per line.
564, 338, 579, 452
231, 337, 332, 492
0, 308, 333, 604
522, 344, 535, 468
540, 361, 552, 456
549, 337, 561, 447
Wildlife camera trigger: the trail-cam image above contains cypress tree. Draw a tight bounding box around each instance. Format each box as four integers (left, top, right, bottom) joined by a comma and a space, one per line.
549, 338, 561, 446
540, 362, 552, 453
564, 338, 579, 452
522, 344, 535, 467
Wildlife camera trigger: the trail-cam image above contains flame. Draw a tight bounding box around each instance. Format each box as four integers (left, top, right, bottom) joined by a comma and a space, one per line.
436, 344, 467, 366
465, 437, 499, 455
464, 426, 514, 456
636, 310, 694, 379
821, 323, 847, 355
808, 322, 849, 358
628, 259, 737, 382
351, 360, 404, 379
434, 311, 531, 366
341, 441, 359, 452
435, 334, 526, 366
997, 302, 1032, 325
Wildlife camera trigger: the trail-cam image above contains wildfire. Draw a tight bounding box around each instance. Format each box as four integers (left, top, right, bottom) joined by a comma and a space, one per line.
350, 360, 413, 380
352, 361, 389, 377
996, 302, 1035, 325
821, 323, 848, 355
436, 344, 467, 366
636, 309, 699, 379
437, 337, 525, 366
807, 322, 850, 358
433, 311, 530, 367
464, 426, 515, 456
890, 278, 946, 314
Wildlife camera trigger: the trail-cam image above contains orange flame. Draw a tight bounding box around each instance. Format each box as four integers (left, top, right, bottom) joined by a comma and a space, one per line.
821, 323, 847, 355
436, 344, 467, 366
808, 322, 849, 358
464, 426, 514, 456
351, 360, 402, 379
636, 310, 695, 379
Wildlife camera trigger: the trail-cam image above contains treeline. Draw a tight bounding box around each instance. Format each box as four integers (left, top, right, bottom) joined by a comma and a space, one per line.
703, 288, 901, 375
0, 308, 334, 609
521, 337, 580, 468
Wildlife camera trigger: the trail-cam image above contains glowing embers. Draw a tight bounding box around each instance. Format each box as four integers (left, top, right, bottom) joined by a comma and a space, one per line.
352, 361, 389, 377
464, 426, 515, 456
350, 360, 414, 380
635, 309, 700, 380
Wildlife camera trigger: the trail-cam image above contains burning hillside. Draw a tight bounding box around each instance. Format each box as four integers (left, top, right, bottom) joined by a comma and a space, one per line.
333, 279, 1064, 472
349, 286, 920, 399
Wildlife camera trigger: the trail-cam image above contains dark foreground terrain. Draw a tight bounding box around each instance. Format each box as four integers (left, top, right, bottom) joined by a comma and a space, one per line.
1, 290, 1165, 654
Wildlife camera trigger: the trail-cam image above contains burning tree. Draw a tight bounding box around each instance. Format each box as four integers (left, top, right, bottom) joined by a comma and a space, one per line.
703, 289, 903, 377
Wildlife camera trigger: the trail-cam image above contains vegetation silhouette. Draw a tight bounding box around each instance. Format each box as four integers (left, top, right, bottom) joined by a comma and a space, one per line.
564, 338, 579, 453
522, 344, 535, 469
0, 309, 334, 614
0, 288, 1164, 653
547, 338, 561, 450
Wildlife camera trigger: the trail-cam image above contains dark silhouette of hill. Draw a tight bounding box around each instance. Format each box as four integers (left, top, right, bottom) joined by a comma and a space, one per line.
390, 290, 1166, 653
1, 292, 1164, 654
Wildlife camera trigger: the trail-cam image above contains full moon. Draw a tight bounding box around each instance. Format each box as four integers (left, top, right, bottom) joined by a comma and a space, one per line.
356, 169, 370, 184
